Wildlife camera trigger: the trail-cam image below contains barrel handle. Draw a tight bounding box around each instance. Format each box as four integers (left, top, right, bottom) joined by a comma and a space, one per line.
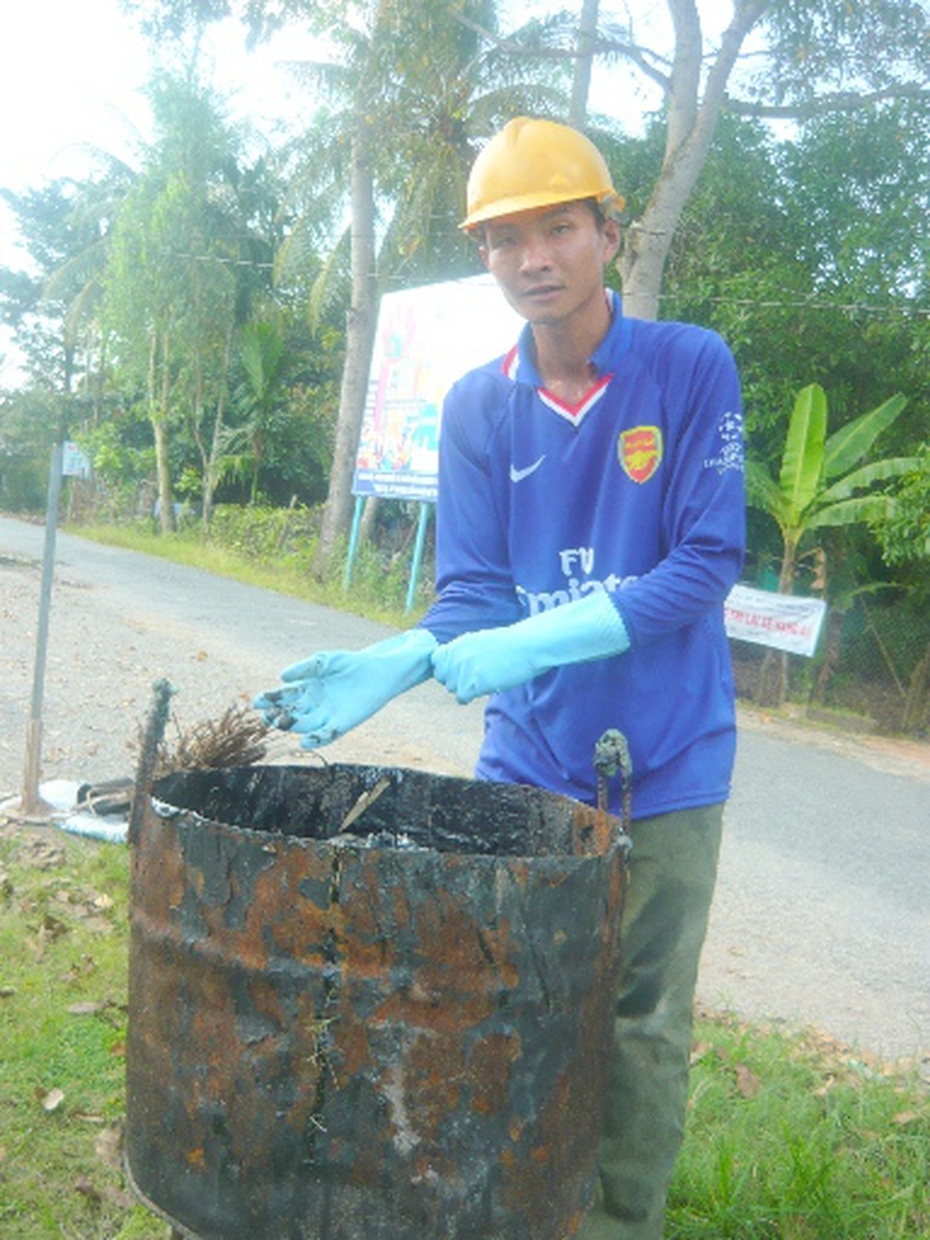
593, 728, 633, 841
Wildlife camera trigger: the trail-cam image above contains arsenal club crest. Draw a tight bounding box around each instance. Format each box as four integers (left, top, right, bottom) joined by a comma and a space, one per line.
619, 425, 663, 483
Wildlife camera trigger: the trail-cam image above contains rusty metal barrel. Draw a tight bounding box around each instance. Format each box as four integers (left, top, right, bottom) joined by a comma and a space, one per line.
125, 762, 629, 1240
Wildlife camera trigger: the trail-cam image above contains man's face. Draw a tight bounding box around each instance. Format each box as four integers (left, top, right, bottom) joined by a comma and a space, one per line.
479, 200, 620, 329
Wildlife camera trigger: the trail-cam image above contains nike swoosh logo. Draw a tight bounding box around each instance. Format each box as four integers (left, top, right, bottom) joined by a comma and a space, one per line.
509, 455, 546, 483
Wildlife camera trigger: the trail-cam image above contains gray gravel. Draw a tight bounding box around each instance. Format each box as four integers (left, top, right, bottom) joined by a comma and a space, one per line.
0, 523, 485, 794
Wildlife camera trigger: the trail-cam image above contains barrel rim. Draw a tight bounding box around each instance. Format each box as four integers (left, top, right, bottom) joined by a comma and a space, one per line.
146, 762, 630, 863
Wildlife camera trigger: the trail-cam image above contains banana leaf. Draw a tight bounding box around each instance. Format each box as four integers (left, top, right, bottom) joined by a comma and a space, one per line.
779, 383, 826, 523
823, 394, 908, 480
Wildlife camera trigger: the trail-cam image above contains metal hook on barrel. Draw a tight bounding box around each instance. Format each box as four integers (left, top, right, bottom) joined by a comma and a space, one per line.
593, 728, 633, 851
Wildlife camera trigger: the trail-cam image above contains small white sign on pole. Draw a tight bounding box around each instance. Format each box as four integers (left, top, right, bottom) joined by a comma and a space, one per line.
62, 441, 91, 478
724, 584, 827, 657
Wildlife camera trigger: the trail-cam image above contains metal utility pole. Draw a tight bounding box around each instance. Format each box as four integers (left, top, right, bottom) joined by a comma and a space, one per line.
18, 443, 64, 819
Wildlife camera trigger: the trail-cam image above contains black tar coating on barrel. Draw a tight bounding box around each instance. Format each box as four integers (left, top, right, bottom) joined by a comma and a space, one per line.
126, 764, 629, 1240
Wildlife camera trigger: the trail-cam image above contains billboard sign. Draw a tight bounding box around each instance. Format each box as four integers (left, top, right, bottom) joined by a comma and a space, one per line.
352, 275, 523, 502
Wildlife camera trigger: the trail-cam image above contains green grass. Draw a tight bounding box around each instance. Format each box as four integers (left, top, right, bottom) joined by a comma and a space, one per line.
0, 823, 927, 1239
670, 1013, 929, 1237
0, 829, 163, 1238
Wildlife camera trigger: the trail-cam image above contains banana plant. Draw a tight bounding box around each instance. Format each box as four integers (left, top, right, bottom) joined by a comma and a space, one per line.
746, 383, 915, 595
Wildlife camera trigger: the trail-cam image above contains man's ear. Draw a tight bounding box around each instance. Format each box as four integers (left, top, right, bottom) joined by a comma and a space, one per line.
478, 244, 490, 270
601, 217, 621, 263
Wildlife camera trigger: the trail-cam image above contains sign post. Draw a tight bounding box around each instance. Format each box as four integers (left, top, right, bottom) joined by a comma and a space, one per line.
19, 443, 67, 818
405, 503, 432, 612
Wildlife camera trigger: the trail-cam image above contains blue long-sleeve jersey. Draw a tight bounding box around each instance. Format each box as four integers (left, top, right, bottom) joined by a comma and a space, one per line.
421, 293, 746, 819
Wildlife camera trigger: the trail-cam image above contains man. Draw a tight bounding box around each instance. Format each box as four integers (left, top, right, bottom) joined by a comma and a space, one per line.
257, 116, 745, 1238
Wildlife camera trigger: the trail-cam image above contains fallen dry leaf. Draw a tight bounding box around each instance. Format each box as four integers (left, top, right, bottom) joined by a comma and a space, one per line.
690, 1040, 713, 1065
73, 1175, 135, 1213
813, 1074, 837, 1098
27, 840, 67, 870
42, 912, 70, 936
60, 954, 98, 983
735, 1062, 763, 1099
74, 1176, 102, 1205
893, 1110, 920, 1126
102, 1184, 137, 1210
68, 1001, 106, 1017
95, 1123, 123, 1170
34, 913, 70, 962
40, 1087, 66, 1113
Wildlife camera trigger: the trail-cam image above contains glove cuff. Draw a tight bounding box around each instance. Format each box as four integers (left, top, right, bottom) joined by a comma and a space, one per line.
521, 589, 630, 671
368, 627, 438, 692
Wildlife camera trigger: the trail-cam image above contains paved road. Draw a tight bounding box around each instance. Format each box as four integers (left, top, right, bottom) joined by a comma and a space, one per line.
1, 516, 927, 1063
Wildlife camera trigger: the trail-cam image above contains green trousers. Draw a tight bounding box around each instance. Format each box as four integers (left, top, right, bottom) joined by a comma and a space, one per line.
577, 803, 725, 1240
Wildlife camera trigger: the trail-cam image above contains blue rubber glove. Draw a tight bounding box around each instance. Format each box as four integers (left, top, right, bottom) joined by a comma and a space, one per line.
431, 591, 630, 704
254, 629, 438, 747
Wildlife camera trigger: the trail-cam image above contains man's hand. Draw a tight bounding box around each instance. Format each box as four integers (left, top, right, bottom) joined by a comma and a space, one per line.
254, 629, 437, 747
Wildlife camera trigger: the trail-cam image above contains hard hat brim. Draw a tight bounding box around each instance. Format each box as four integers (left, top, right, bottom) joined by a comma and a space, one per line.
460, 189, 625, 232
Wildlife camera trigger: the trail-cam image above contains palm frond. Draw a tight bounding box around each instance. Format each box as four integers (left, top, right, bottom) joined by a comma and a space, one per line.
307, 227, 351, 331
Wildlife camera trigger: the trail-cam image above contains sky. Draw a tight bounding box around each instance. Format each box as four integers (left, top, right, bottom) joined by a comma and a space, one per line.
0, 0, 664, 386
0, 0, 321, 261
0, 0, 325, 385
0, 0, 664, 238
1, 2, 150, 205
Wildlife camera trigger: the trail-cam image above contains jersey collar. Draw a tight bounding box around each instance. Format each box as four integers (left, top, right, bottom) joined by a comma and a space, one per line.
501, 290, 632, 423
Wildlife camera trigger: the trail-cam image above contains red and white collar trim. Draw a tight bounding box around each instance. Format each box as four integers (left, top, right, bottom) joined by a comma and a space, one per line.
501, 345, 613, 425
538, 374, 612, 423
502, 345, 520, 381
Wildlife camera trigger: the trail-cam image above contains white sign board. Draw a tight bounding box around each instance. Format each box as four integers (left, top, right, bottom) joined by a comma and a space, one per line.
62, 441, 91, 478
724, 583, 827, 657
353, 274, 523, 502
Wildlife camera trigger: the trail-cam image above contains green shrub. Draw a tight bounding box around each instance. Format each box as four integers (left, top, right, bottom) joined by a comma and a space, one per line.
207, 503, 318, 566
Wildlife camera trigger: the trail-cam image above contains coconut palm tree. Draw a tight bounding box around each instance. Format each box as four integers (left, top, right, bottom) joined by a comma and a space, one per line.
270, 0, 567, 573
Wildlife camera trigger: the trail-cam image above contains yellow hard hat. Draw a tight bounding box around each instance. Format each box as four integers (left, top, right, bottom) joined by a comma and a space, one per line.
461, 116, 625, 230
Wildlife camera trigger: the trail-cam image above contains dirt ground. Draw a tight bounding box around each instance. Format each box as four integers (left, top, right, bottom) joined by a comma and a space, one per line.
736, 699, 930, 786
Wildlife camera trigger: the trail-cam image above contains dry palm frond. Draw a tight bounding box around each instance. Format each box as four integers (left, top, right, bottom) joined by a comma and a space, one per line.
154, 701, 270, 776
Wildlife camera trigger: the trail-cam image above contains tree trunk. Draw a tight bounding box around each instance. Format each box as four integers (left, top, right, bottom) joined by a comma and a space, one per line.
150, 330, 176, 535
756, 540, 796, 707
810, 608, 845, 707
359, 495, 380, 545
152, 416, 174, 535
312, 122, 378, 577
619, 0, 773, 320
569, 0, 599, 127
201, 325, 234, 533
902, 643, 930, 734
